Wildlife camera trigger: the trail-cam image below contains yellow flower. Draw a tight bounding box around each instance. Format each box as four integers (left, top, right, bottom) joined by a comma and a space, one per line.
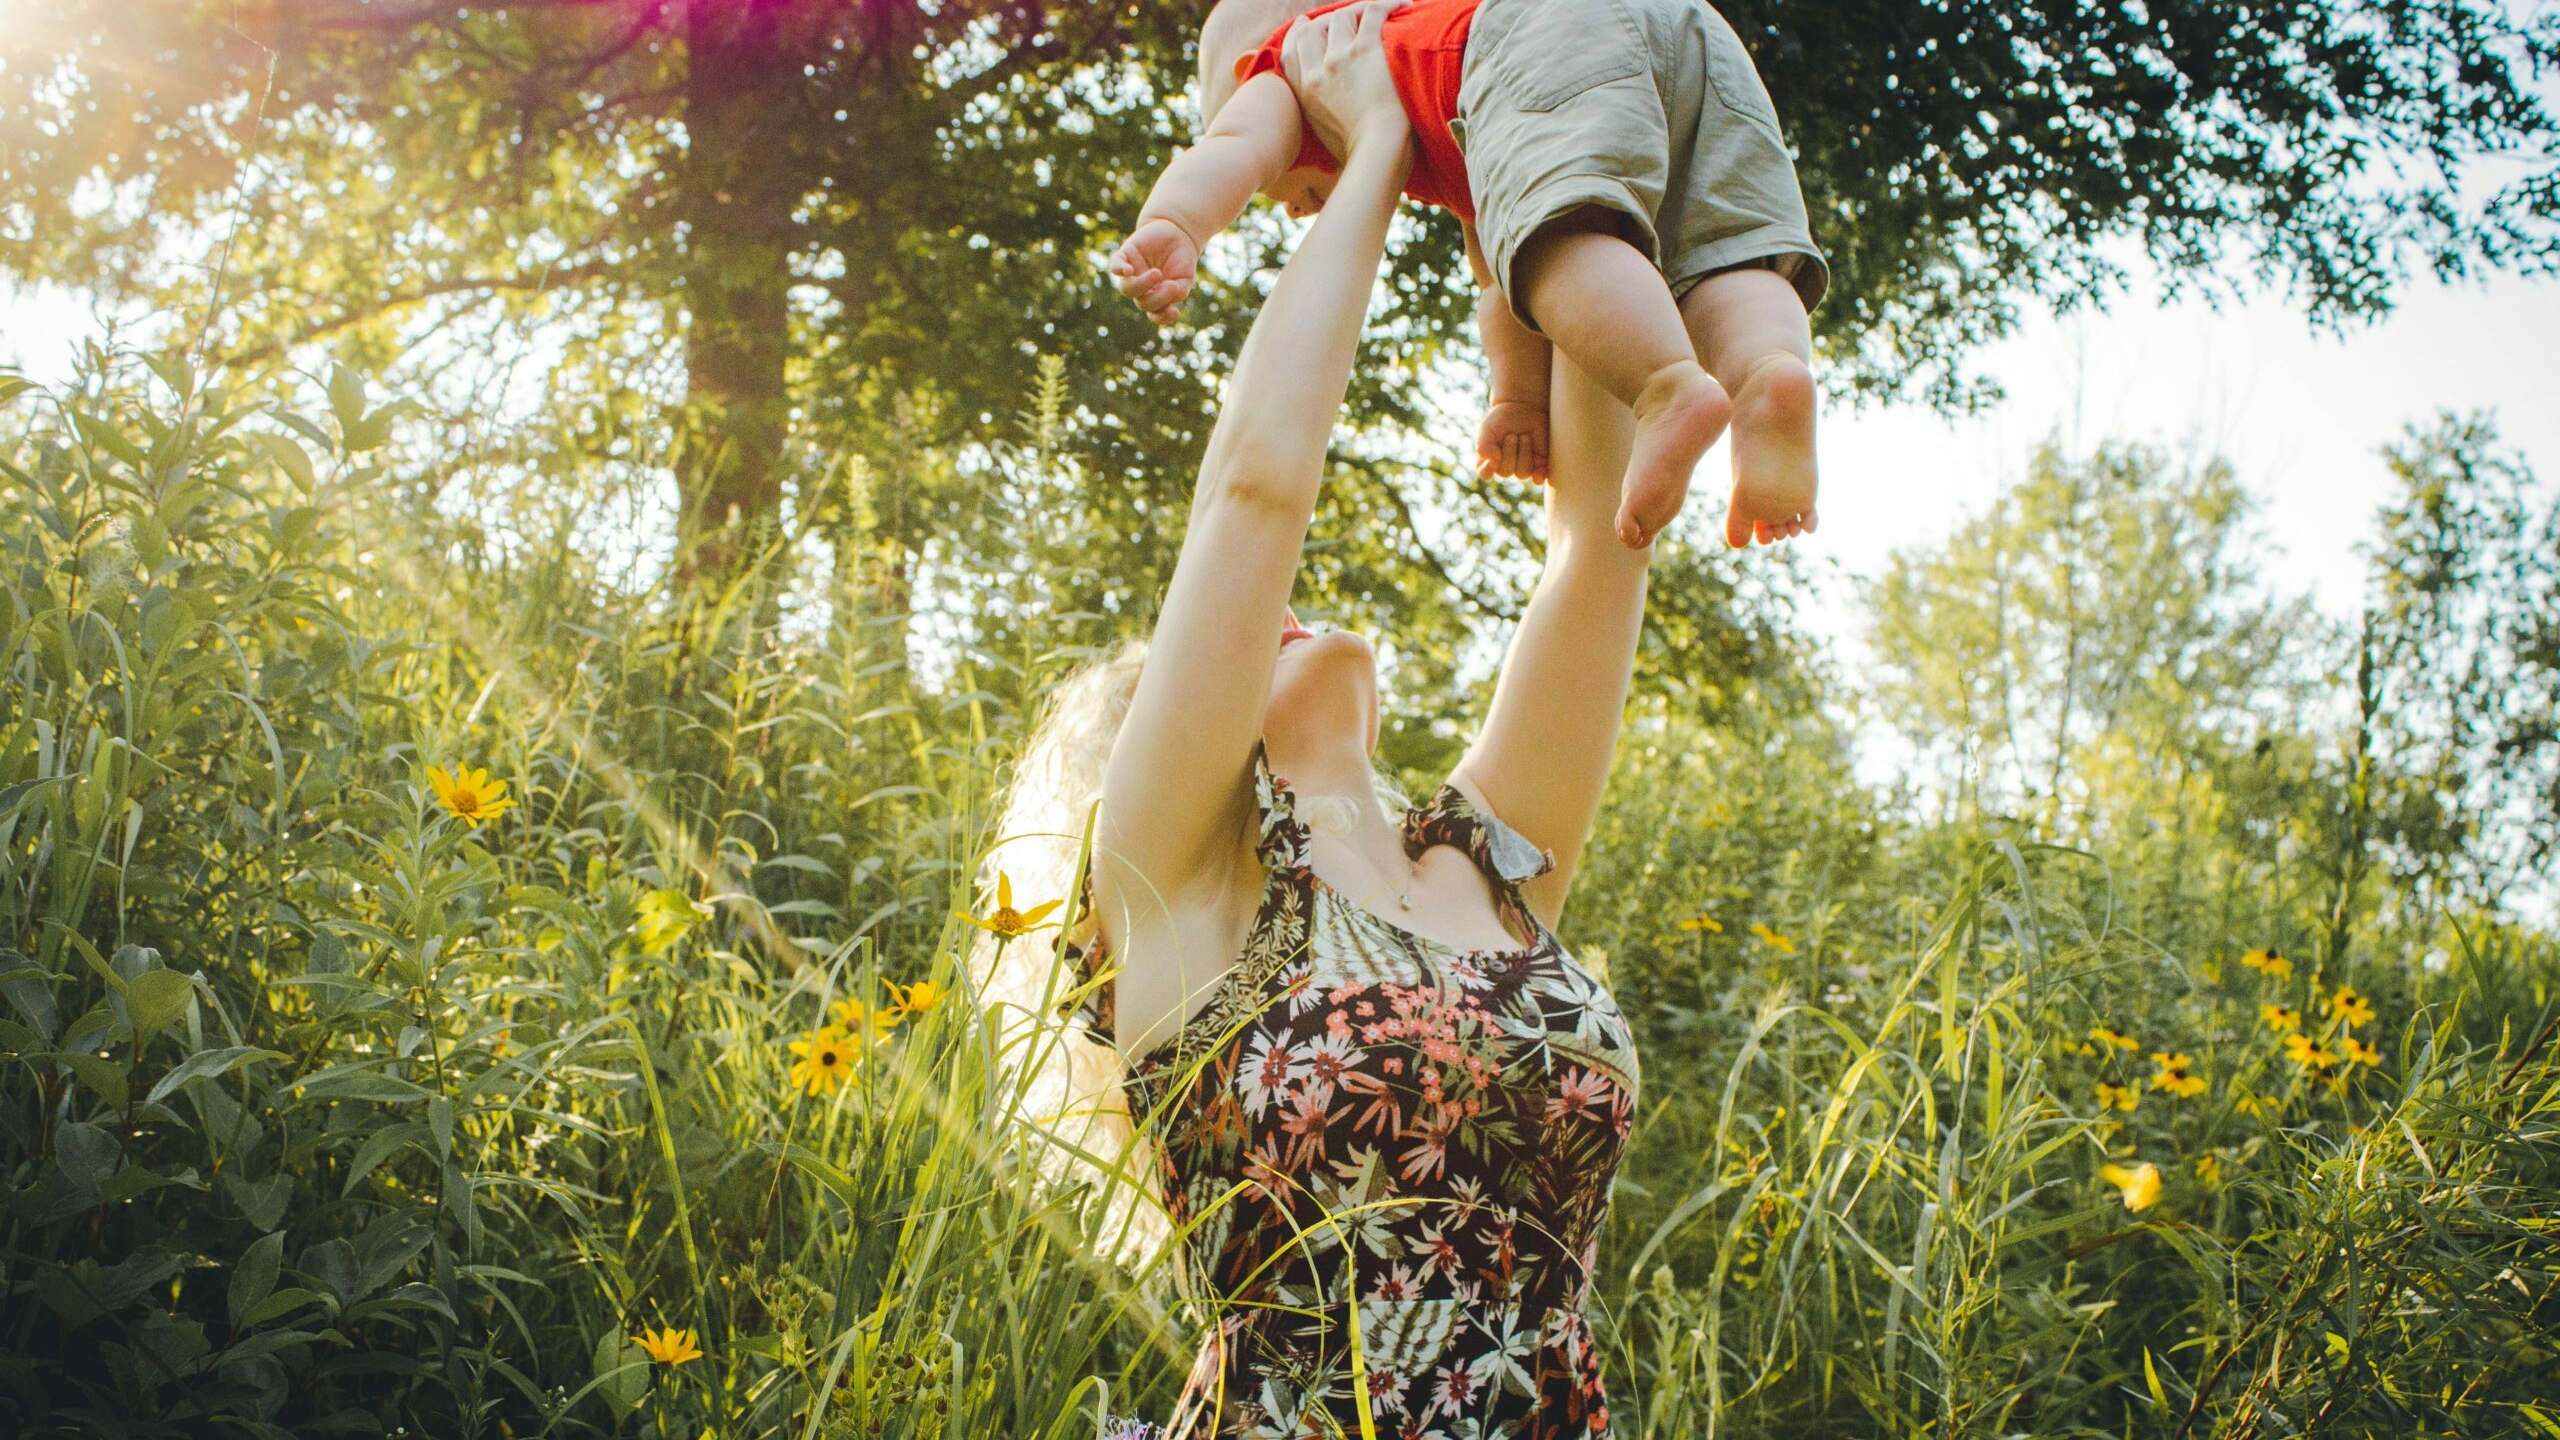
2339, 1035, 2382, 1067
2326, 985, 2375, 1029
633, 1324, 702, 1366
2234, 1092, 2278, 1118
2089, 1024, 2139, 1052
2147, 1052, 2208, 1099
2240, 947, 2293, 980
427, 764, 517, 826
958, 872, 1063, 941
2194, 1153, 2222, 1186
829, 996, 902, 1037
2260, 1003, 2300, 1034
787, 1026, 862, 1096
2098, 1162, 2163, 1212
892, 978, 948, 1016
635, 888, 712, 954
1678, 912, 1724, 934
2095, 1081, 2140, 1113
2283, 1033, 2335, 1068
1747, 923, 1797, 954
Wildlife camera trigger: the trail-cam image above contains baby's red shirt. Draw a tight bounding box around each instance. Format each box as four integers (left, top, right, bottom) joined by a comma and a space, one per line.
1237, 0, 1480, 219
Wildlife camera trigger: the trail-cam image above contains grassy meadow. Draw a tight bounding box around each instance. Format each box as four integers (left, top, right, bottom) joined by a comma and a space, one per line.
1, 344, 2555, 1440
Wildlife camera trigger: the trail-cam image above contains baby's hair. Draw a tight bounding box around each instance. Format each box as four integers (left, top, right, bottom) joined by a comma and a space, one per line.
1198, 0, 1316, 130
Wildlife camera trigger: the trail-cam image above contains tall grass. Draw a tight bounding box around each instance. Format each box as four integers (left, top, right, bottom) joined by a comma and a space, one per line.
1, 354, 2553, 1440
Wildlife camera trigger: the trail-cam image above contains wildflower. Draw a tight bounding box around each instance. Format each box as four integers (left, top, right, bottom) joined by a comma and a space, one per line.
2148, 1052, 2207, 1099
427, 764, 517, 826
892, 978, 948, 1017
2089, 1024, 2139, 1052
2283, 1033, 2335, 1069
633, 1324, 703, 1366
829, 996, 902, 1037
1748, 923, 1796, 954
1678, 912, 1724, 934
2338, 1035, 2382, 1067
787, 1026, 861, 1096
2194, 1153, 2222, 1186
2240, 947, 2293, 980
635, 888, 711, 954
959, 872, 1063, 941
2095, 1081, 2140, 1113
2098, 1162, 2162, 1213
2234, 1092, 2278, 1118
2260, 1003, 2300, 1034
2326, 985, 2376, 1029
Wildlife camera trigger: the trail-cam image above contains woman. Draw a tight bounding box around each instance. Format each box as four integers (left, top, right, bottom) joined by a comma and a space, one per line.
977, 7, 1650, 1434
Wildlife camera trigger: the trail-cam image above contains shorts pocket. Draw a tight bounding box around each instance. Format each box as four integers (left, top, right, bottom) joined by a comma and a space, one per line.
1695, 2, 1786, 139
1487, 0, 1648, 114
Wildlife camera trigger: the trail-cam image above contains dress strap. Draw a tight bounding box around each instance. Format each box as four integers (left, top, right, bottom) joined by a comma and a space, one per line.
1401, 781, 1556, 886
1249, 740, 1315, 875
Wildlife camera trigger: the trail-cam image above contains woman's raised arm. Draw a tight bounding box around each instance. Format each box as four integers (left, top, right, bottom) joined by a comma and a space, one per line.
1450, 354, 1651, 929
1097, 1, 1417, 915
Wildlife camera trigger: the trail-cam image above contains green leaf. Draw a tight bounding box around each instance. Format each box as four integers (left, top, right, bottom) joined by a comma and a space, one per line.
40, 1051, 130, 1109
341, 1122, 425, 1194
327, 364, 366, 433
229, 1231, 285, 1326
55, 1120, 119, 1190
225, 1171, 292, 1230
2519, 1403, 2560, 1440
594, 1330, 652, 1418
125, 968, 193, 1045
251, 432, 317, 494
428, 1095, 454, 1158
239, 1286, 329, 1328
98, 1163, 193, 1204
146, 1045, 284, 1106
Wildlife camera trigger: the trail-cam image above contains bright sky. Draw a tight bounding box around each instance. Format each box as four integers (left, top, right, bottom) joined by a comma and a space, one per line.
1796, 266, 2560, 649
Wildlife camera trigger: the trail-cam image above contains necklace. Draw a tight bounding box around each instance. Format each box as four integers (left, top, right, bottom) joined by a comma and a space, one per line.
1305, 811, 1415, 910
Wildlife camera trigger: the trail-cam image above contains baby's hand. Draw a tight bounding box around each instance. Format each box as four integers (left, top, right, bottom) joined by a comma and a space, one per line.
1110, 219, 1200, 326
1475, 400, 1550, 482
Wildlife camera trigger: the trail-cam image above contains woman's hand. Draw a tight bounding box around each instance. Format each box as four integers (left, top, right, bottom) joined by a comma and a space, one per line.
1281, 0, 1414, 162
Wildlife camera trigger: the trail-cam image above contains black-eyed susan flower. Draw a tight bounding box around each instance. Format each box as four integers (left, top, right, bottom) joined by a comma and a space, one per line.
2234, 1092, 2278, 1118
1748, 922, 1796, 954
2089, 1024, 2139, 1052
2283, 1032, 2335, 1069
2326, 984, 2375, 1029
634, 1324, 702, 1365
1678, 912, 1724, 934
427, 764, 517, 826
959, 872, 1063, 941
2260, 1003, 2300, 1034
2148, 1052, 2207, 1099
2339, 1035, 2382, 1067
2096, 1081, 2140, 1113
2240, 947, 2293, 980
2194, 1153, 2222, 1186
829, 995, 902, 1038
892, 978, 947, 1017
787, 1026, 861, 1096
2098, 1162, 2162, 1212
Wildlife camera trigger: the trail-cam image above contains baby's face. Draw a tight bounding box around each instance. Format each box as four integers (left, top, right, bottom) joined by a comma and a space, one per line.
1263, 164, 1338, 219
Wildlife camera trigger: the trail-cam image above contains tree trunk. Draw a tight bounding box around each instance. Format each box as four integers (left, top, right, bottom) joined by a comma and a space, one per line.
675, 0, 809, 586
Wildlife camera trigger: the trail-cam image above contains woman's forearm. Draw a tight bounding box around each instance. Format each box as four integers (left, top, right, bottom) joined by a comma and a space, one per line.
1194, 124, 1414, 515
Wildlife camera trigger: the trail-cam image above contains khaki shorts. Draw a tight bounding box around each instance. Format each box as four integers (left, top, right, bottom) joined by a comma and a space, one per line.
1454, 0, 1830, 332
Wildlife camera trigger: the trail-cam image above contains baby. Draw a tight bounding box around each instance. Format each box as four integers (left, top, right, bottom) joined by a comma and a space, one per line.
1111, 0, 1830, 550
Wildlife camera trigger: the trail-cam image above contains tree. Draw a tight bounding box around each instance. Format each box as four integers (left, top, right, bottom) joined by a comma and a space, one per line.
2, 0, 2553, 596
1865, 439, 2322, 830
2359, 412, 2560, 914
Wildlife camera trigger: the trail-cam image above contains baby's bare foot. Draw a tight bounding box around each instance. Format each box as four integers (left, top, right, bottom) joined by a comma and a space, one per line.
1723, 353, 1818, 549
1618, 360, 1730, 548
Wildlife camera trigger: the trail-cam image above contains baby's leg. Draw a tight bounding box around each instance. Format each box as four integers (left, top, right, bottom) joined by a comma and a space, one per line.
1679, 266, 1816, 548
1512, 207, 1729, 549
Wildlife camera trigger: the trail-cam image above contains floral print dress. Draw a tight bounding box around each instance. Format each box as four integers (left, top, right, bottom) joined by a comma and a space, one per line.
1075, 745, 1642, 1440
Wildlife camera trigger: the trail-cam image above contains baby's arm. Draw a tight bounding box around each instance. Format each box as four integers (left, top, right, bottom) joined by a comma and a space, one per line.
1112, 73, 1307, 324
1466, 221, 1554, 481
